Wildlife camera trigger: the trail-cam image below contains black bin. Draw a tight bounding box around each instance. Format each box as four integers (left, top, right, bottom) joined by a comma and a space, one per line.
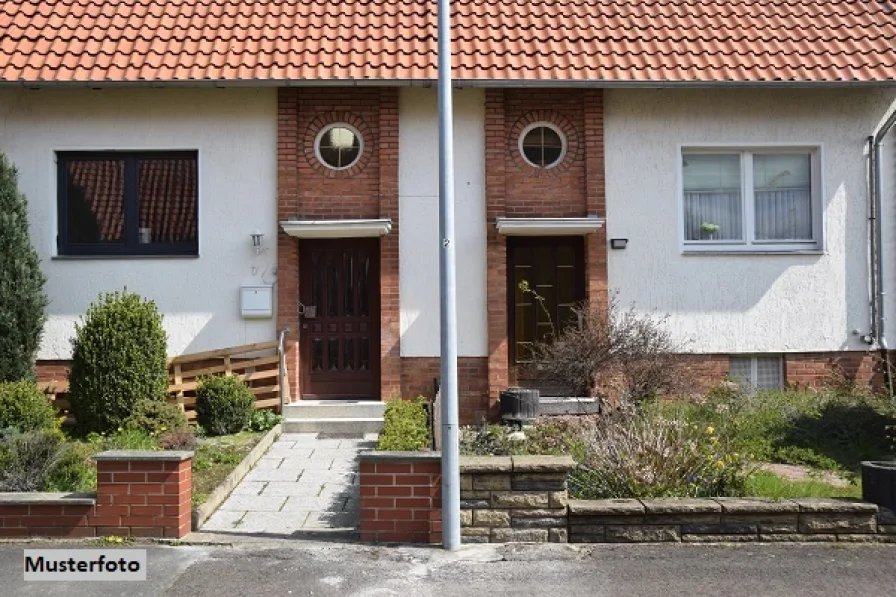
862, 461, 896, 510
499, 387, 540, 426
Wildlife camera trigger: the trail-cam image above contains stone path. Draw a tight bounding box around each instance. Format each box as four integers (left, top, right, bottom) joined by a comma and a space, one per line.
201, 432, 377, 538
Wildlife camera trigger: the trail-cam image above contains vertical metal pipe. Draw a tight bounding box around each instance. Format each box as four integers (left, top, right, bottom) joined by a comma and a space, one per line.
437, 0, 461, 551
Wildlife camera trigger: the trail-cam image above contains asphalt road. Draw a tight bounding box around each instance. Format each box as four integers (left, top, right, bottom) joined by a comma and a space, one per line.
2, 541, 895, 597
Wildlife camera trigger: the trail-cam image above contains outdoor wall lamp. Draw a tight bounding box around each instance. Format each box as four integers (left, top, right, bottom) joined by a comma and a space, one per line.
250, 231, 265, 254
610, 238, 629, 250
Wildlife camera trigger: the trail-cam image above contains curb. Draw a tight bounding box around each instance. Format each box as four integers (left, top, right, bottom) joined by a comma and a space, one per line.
191, 423, 283, 531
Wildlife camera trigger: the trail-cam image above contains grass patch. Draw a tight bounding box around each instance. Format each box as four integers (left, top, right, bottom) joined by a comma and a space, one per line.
746, 471, 862, 499
191, 431, 263, 506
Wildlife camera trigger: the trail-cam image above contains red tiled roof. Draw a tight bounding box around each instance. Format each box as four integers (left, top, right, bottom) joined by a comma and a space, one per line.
1, 0, 894, 85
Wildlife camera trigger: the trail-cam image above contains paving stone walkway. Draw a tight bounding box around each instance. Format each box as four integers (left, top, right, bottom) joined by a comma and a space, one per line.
201, 432, 377, 538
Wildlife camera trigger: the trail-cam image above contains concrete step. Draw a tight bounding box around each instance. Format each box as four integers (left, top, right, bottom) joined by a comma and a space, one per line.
282, 417, 384, 435
539, 397, 602, 416
282, 400, 386, 420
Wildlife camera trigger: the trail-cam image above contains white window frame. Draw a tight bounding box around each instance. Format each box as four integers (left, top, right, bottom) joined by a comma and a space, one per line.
729, 355, 784, 392
518, 122, 568, 169
678, 144, 825, 254
314, 123, 364, 171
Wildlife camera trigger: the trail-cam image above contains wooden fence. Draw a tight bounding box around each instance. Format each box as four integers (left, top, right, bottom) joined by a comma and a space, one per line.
37, 340, 292, 424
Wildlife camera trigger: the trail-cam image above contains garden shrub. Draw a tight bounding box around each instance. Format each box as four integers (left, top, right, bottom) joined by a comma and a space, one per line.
123, 399, 188, 436
158, 429, 199, 451
68, 290, 168, 434
0, 429, 67, 492
196, 376, 255, 436
525, 293, 686, 402
249, 409, 282, 432
0, 380, 56, 432
570, 408, 751, 499
45, 441, 96, 493
0, 153, 48, 383
377, 398, 430, 451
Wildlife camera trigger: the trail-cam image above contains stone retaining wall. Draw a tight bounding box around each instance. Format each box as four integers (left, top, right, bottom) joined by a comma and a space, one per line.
569, 498, 896, 543
460, 455, 574, 544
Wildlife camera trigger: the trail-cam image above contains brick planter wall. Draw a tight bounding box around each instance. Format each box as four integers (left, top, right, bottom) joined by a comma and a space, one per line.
568, 498, 895, 543
359, 452, 443, 544
0, 450, 193, 539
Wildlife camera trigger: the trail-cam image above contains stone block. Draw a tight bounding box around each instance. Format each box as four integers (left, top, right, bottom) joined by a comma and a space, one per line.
512, 481, 568, 491
798, 513, 876, 534
640, 498, 721, 515
473, 509, 511, 528
460, 499, 491, 509
460, 509, 473, 527
549, 491, 568, 509
460, 491, 492, 500
461, 535, 490, 544
645, 513, 720, 526
571, 535, 607, 543
491, 491, 549, 508
460, 475, 473, 491
461, 527, 490, 537
549, 528, 568, 543
568, 499, 644, 516
491, 528, 550, 543
513, 473, 569, 484
791, 498, 878, 514
511, 516, 567, 529
569, 514, 644, 525
715, 497, 799, 514
759, 533, 837, 542
681, 523, 755, 535
473, 474, 512, 491
878, 525, 896, 535
724, 513, 799, 532
605, 525, 680, 543
511, 508, 568, 517
568, 524, 605, 536
511, 455, 576, 473
836, 534, 880, 543
681, 534, 758, 543
459, 457, 512, 474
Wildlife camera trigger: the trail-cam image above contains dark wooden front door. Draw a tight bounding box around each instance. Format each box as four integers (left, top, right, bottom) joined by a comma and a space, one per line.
300, 239, 380, 399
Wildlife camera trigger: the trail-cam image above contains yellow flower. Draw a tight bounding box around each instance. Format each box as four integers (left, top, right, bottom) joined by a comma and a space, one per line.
705, 426, 715, 435
715, 460, 725, 469
160, 426, 168, 432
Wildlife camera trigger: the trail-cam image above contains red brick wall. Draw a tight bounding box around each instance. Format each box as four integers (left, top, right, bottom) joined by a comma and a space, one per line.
34, 360, 69, 384
359, 456, 442, 544
0, 453, 193, 539
486, 89, 609, 404
276, 87, 400, 399
401, 357, 490, 424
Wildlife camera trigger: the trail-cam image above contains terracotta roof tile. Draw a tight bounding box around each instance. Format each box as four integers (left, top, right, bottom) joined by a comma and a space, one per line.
0, 0, 893, 84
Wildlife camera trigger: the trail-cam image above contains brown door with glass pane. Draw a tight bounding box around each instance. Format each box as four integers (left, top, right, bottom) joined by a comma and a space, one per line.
508, 237, 585, 392
299, 239, 380, 399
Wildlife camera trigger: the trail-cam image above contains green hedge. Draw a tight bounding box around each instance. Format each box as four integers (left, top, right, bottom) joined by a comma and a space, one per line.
0, 381, 56, 432
377, 397, 430, 451
196, 376, 255, 436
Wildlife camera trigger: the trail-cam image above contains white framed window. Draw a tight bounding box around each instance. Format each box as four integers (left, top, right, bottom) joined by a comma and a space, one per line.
729, 356, 784, 392
680, 146, 823, 253
314, 123, 363, 170
518, 122, 567, 169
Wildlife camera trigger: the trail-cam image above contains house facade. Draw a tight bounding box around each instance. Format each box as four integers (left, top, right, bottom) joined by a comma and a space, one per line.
2, 1, 895, 423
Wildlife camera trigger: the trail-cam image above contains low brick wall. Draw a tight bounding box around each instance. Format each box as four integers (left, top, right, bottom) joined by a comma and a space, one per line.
460, 455, 573, 543
359, 452, 442, 544
0, 450, 193, 539
569, 498, 896, 543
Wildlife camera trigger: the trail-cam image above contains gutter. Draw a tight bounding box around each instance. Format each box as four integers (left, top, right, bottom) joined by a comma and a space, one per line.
868, 99, 896, 393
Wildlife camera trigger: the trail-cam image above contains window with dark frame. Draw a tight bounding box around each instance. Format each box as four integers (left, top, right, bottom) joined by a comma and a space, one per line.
57, 151, 199, 256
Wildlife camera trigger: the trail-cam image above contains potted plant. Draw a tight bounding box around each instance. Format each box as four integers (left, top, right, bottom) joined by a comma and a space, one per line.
700, 221, 720, 240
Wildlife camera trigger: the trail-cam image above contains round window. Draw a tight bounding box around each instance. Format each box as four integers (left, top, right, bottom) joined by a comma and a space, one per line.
315, 124, 363, 170
519, 123, 566, 169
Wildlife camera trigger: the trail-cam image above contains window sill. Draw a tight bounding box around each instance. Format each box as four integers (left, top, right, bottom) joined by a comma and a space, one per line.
52, 254, 200, 261
681, 249, 824, 256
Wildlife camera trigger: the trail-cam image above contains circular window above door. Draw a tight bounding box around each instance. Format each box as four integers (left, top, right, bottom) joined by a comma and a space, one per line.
314, 124, 364, 170
518, 122, 567, 169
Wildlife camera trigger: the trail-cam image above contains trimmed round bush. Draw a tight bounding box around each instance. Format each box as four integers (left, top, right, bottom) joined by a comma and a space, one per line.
123, 399, 188, 436
196, 376, 254, 436
68, 290, 168, 434
0, 380, 56, 432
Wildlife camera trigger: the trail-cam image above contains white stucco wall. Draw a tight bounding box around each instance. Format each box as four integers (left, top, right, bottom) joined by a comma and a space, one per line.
0, 88, 278, 359
880, 102, 896, 349
398, 88, 487, 357
605, 88, 896, 353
